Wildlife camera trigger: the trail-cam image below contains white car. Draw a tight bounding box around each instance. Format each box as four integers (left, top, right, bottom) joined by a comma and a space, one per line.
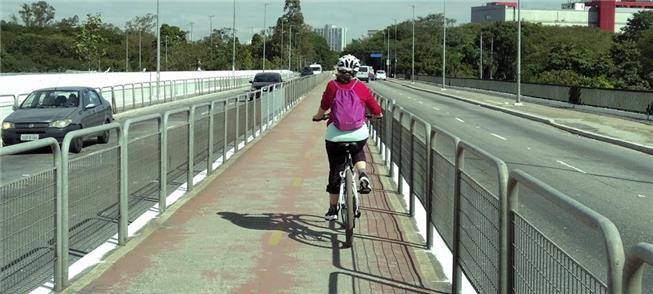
355, 66, 371, 82
375, 70, 387, 80
309, 64, 322, 75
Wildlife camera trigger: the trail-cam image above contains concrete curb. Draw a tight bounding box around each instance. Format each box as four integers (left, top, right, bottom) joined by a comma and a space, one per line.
392, 80, 653, 156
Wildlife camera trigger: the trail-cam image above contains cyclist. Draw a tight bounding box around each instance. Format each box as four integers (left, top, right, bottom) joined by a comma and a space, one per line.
312, 54, 383, 221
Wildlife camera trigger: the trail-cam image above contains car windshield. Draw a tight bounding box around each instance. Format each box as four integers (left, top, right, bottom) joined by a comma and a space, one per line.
358, 67, 368, 72
20, 90, 81, 109
377, 71, 385, 74
254, 74, 281, 82
310, 66, 321, 71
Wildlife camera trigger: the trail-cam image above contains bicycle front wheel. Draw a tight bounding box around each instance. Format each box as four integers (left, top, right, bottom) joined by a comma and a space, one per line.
344, 168, 355, 247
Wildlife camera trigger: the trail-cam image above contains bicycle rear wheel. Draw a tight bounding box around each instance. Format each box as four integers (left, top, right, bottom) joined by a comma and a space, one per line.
344, 168, 355, 247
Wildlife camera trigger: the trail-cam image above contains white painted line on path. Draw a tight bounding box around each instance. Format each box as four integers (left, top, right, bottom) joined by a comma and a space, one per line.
432, 106, 440, 111
638, 194, 647, 198
556, 160, 587, 174
491, 133, 507, 141
455, 118, 465, 123
418, 101, 424, 105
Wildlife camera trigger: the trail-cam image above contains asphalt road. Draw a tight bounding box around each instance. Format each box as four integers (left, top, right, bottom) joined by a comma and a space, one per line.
369, 80, 653, 289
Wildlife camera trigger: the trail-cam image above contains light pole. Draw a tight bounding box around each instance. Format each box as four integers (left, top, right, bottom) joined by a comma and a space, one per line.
288, 25, 292, 71
156, 0, 160, 99
125, 30, 129, 72
189, 22, 194, 42
232, 0, 236, 75
281, 20, 285, 67
386, 28, 390, 73
209, 15, 215, 53
411, 5, 415, 84
490, 36, 494, 80
263, 3, 269, 71
442, 0, 447, 90
480, 31, 483, 79
394, 19, 397, 78
516, 0, 522, 105
165, 36, 168, 70
139, 30, 142, 70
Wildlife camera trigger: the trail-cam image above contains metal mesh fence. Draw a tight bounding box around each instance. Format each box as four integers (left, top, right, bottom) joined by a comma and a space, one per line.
67, 147, 120, 259
1, 169, 56, 294
193, 106, 210, 175
226, 100, 238, 153
512, 213, 607, 293
212, 108, 226, 161
400, 122, 411, 182
127, 132, 161, 222
430, 150, 456, 250
412, 137, 428, 205
166, 117, 189, 195
247, 99, 256, 139
391, 119, 401, 167
459, 172, 501, 294
238, 100, 247, 143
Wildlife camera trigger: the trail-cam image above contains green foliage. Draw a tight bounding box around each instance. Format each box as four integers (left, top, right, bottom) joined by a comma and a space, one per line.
533, 70, 613, 88
75, 14, 107, 71
17, 1, 55, 27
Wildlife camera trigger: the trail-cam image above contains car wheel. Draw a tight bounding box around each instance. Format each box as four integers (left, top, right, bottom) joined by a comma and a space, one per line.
98, 129, 110, 144
70, 138, 83, 153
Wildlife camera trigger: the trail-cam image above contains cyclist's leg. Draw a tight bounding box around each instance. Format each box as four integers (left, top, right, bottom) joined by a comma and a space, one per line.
325, 140, 346, 220
352, 139, 371, 194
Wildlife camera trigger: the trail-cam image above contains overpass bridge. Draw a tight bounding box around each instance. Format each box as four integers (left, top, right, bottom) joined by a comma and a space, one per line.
1, 72, 653, 294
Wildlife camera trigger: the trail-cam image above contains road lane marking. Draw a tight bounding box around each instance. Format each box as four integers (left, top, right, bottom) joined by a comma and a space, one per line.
556, 160, 587, 174
432, 106, 440, 111
418, 101, 424, 105
455, 118, 465, 123
638, 194, 647, 198
491, 133, 507, 141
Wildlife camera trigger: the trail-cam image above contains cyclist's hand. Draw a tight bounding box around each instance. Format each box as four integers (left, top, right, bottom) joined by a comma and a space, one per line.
312, 114, 325, 122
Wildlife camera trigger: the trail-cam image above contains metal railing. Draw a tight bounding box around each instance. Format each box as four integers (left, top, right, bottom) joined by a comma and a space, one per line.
369, 91, 651, 294
0, 72, 297, 126
0, 73, 328, 293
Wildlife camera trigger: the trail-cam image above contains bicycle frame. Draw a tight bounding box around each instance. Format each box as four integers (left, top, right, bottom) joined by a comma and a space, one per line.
338, 150, 360, 247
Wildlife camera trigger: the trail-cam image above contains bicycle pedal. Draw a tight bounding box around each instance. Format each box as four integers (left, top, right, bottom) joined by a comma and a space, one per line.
358, 186, 371, 194
355, 210, 361, 218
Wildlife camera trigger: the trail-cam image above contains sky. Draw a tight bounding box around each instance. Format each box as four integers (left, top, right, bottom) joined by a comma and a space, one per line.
0, 0, 562, 43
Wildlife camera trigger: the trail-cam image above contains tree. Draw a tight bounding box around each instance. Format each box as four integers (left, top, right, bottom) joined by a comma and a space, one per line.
160, 24, 187, 44
610, 41, 649, 90
18, 1, 56, 27
75, 14, 107, 71
125, 14, 156, 33
618, 10, 653, 42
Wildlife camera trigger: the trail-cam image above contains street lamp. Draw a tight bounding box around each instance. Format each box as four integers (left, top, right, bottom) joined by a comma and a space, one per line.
189, 22, 194, 42
209, 15, 215, 53
516, 0, 522, 105
125, 29, 129, 72
480, 31, 483, 79
288, 25, 292, 71
263, 3, 269, 71
411, 4, 415, 84
232, 0, 236, 76
156, 0, 160, 100
442, 0, 447, 90
394, 19, 397, 78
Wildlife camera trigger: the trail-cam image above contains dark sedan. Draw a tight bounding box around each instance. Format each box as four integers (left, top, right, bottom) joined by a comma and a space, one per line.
1, 87, 114, 153
249, 72, 283, 99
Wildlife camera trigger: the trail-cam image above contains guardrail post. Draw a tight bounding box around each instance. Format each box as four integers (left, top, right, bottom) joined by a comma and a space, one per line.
235, 95, 240, 152
188, 107, 196, 191
451, 143, 464, 294
397, 110, 404, 195
409, 114, 415, 217
245, 94, 249, 142
425, 127, 434, 249
224, 99, 229, 162
253, 90, 258, 138
160, 113, 168, 213
208, 102, 215, 173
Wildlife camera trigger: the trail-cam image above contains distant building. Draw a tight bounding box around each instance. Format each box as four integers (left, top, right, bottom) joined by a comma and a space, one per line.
471, 1, 653, 32
314, 25, 348, 52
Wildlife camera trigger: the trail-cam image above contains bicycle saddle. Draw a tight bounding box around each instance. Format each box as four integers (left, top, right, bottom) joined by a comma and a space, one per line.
338, 142, 358, 153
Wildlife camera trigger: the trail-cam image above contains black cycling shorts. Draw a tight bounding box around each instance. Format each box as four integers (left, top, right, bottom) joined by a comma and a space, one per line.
325, 139, 367, 194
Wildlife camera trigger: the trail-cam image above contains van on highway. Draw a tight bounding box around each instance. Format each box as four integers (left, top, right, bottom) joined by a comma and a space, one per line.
309, 64, 322, 75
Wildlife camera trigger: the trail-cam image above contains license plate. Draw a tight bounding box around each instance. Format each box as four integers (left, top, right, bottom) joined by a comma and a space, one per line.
20, 134, 39, 141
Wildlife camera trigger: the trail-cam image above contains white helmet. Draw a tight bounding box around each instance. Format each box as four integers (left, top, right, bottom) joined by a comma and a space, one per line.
337, 54, 361, 73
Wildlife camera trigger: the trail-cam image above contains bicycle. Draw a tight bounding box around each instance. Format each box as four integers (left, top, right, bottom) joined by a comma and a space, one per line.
313, 113, 378, 247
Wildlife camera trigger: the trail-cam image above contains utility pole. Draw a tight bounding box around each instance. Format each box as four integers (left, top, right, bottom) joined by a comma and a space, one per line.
139, 30, 142, 71
442, 0, 447, 90
281, 20, 284, 67
411, 5, 415, 84
263, 3, 269, 71
156, 0, 160, 99
125, 31, 129, 72
232, 0, 236, 74
387, 29, 390, 73
480, 31, 483, 79
394, 19, 397, 77
189, 22, 194, 42
209, 15, 215, 53
288, 25, 292, 71
517, 0, 522, 104
165, 36, 168, 71
490, 37, 494, 80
